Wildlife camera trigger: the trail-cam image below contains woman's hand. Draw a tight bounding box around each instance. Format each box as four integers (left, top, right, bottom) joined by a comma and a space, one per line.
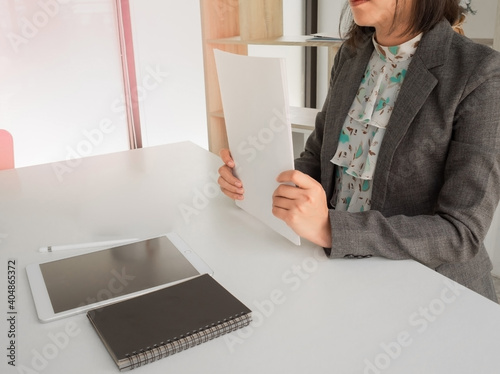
217, 149, 244, 200
272, 170, 332, 248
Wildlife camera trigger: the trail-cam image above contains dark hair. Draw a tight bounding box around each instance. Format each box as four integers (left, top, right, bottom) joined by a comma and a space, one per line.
340, 0, 465, 48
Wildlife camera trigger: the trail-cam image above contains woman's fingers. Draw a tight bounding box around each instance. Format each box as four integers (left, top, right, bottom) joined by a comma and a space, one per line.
217, 149, 244, 200
218, 165, 244, 200
220, 148, 235, 168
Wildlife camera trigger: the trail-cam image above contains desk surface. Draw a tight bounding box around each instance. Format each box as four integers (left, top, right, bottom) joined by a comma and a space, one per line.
1, 142, 499, 374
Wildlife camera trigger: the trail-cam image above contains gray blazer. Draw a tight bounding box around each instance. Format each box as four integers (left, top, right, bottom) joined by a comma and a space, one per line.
295, 20, 500, 300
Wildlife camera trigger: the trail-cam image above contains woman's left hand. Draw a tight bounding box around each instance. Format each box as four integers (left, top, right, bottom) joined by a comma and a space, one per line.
272, 170, 332, 248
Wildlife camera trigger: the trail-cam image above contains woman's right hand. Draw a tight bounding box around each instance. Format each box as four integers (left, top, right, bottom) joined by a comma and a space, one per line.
218, 149, 245, 200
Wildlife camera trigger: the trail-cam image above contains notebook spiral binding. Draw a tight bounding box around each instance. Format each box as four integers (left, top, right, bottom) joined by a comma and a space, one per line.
123, 313, 252, 371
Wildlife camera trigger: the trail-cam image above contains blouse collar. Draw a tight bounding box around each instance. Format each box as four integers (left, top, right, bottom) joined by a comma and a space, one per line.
373, 33, 423, 64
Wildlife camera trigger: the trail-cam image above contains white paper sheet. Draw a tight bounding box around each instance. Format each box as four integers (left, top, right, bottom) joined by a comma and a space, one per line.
215, 49, 301, 245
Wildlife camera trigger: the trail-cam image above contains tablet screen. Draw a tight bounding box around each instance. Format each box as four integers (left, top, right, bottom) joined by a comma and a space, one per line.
39, 236, 200, 313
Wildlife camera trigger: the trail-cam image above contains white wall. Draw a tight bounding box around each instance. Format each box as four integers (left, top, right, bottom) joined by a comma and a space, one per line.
0, 0, 210, 168
0, 1, 307, 166
128, 0, 208, 149
316, 1, 343, 108
462, 0, 498, 38
128, 0, 305, 149
0, 0, 130, 169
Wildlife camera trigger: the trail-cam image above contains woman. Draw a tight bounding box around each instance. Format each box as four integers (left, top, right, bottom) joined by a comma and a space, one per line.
218, 0, 500, 301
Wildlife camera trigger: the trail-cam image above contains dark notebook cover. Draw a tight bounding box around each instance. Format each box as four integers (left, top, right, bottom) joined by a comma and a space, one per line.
87, 274, 251, 370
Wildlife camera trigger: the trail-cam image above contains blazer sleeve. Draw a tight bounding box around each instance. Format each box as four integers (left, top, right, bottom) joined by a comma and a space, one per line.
327, 51, 500, 270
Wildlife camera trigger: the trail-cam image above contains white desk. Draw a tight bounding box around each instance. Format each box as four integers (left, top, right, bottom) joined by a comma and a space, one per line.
1, 142, 500, 374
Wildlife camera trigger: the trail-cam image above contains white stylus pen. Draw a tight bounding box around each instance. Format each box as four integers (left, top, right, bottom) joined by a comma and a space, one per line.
38, 238, 139, 253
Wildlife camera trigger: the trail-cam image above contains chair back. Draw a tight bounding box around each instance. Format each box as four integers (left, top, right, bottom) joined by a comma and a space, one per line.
0, 129, 14, 170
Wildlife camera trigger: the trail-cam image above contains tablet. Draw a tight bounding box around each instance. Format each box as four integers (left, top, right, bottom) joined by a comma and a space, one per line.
26, 233, 213, 323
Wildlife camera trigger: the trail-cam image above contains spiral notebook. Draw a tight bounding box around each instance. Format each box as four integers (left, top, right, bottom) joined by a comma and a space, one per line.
87, 274, 252, 371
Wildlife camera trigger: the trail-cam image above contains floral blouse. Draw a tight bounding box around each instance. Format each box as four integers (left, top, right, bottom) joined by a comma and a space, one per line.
330, 33, 422, 212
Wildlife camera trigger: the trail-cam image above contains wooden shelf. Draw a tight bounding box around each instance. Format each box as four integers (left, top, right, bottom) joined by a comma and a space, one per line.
210, 106, 319, 131
289, 106, 319, 130
208, 35, 343, 48
200, 0, 333, 155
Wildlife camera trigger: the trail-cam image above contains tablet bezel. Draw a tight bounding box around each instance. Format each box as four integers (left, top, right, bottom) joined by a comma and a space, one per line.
26, 233, 213, 323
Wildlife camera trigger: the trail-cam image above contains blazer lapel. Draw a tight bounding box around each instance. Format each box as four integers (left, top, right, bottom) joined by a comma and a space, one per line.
371, 21, 452, 211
